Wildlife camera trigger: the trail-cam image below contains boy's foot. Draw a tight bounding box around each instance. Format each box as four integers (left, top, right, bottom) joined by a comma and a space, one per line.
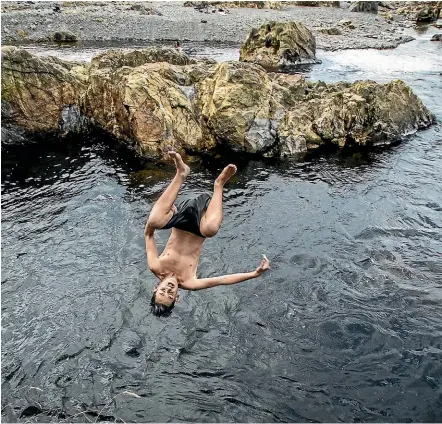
169, 151, 190, 178
216, 164, 237, 186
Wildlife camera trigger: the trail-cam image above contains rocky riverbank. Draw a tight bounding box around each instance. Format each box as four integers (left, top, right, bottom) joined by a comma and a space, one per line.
1, 1, 417, 51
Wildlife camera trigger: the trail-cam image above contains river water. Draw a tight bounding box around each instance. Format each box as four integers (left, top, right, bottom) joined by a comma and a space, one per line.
2, 29, 442, 422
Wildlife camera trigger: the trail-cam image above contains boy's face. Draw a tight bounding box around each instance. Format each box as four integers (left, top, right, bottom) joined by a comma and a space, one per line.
154, 276, 179, 306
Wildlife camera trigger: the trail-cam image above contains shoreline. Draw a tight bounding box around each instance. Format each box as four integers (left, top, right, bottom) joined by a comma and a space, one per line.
1, 1, 416, 51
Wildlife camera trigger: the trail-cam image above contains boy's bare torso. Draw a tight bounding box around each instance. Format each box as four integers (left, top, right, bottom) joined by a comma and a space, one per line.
154, 228, 205, 288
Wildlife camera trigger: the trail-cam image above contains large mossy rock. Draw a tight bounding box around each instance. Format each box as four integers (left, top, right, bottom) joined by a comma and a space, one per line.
1, 46, 87, 133
276, 79, 435, 154
84, 61, 203, 156
239, 22, 319, 70
83, 48, 210, 156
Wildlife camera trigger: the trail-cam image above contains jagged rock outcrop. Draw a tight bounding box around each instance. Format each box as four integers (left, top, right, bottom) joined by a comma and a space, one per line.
378, 2, 441, 23
84, 60, 203, 156
83, 49, 215, 155
195, 61, 434, 155
0, 46, 208, 156
275, 78, 435, 154
239, 22, 319, 70
1, 47, 435, 158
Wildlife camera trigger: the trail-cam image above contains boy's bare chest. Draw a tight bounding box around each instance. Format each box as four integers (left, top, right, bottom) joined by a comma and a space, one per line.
159, 247, 200, 281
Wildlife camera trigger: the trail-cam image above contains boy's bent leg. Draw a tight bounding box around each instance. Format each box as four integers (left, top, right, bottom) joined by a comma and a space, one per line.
148, 152, 190, 229
200, 164, 236, 238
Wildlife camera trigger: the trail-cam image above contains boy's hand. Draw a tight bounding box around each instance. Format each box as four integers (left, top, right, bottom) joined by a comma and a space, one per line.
255, 254, 270, 276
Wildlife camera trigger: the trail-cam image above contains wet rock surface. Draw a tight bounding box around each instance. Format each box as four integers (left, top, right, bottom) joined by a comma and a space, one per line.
378, 1, 441, 24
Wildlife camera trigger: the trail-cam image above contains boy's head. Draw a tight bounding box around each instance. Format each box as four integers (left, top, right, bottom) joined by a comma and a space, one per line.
151, 275, 179, 317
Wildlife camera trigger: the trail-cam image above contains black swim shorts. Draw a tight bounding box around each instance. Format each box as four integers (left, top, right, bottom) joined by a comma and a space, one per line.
161, 193, 212, 238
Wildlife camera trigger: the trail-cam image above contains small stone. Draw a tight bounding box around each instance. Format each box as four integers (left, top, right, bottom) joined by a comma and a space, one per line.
433, 19, 442, 29
339, 19, 356, 29
53, 31, 77, 42
320, 27, 342, 35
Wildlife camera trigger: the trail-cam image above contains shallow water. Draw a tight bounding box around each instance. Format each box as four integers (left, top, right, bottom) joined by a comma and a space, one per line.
2, 30, 442, 422
15, 39, 240, 63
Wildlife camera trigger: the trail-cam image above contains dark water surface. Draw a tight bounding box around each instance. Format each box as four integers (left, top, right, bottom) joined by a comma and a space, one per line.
2, 32, 442, 422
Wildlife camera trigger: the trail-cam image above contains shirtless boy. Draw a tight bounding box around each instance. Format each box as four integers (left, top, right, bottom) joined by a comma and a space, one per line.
145, 152, 270, 317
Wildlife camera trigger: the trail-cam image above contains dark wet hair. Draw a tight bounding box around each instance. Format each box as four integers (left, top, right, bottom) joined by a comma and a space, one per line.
150, 293, 176, 317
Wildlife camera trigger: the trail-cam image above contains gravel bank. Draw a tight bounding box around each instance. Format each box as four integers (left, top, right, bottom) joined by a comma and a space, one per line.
1, 1, 414, 51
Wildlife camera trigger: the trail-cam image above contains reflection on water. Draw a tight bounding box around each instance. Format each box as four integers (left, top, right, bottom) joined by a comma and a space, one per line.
2, 33, 442, 423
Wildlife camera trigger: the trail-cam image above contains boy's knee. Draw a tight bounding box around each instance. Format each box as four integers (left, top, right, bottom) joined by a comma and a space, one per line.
148, 209, 174, 230
147, 216, 164, 230
200, 222, 220, 238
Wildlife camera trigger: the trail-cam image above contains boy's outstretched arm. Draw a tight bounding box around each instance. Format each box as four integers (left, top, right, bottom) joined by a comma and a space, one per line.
184, 255, 270, 291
